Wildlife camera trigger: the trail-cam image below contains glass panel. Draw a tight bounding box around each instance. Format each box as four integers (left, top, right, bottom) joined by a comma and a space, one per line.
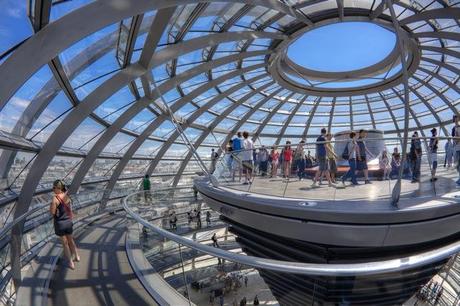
0, 66, 54, 134
0, 1, 32, 55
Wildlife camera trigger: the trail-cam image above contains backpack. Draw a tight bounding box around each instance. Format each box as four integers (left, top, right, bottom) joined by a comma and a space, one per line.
341, 143, 349, 160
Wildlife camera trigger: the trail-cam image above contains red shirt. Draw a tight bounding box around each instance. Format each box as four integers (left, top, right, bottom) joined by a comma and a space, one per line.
283, 148, 293, 162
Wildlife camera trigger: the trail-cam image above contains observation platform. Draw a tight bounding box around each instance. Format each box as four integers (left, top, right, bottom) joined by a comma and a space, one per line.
19, 214, 156, 306
195, 167, 460, 247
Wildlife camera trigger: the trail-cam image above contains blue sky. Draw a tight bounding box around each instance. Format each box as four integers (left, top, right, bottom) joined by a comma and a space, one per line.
288, 22, 397, 72
0, 3, 451, 152
0, 0, 93, 57
0, 1, 32, 56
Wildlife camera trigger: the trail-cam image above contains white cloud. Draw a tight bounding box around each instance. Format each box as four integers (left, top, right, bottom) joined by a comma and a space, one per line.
9, 97, 30, 109
6, 7, 22, 19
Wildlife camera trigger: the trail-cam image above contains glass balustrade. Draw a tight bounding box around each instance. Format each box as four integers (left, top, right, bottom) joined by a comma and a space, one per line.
123, 188, 460, 305
210, 136, 459, 206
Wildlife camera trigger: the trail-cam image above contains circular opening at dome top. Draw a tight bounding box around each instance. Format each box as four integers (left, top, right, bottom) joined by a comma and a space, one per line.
287, 22, 397, 73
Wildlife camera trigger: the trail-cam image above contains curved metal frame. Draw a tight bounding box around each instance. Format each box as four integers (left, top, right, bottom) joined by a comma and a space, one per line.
0, 0, 459, 287
123, 189, 460, 276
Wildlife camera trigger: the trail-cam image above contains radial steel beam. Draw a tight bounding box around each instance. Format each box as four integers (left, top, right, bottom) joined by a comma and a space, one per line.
0, 0, 302, 111
421, 46, 460, 60
407, 86, 449, 137
216, 87, 284, 156
139, 7, 177, 69
386, 0, 411, 207
391, 88, 430, 154
69, 53, 269, 194
411, 72, 459, 117
0, 31, 119, 180
399, 8, 460, 26
327, 97, 337, 132
29, 0, 52, 32
293, 0, 329, 9
14, 30, 281, 213
171, 85, 284, 187
68, 7, 176, 195
378, 93, 403, 141
414, 31, 460, 42
349, 97, 354, 131
119, 15, 144, 68
252, 92, 296, 143
364, 96, 377, 130
301, 97, 322, 139
143, 81, 277, 189
337, 0, 344, 20
10, 26, 279, 286
100, 74, 270, 207
275, 95, 308, 145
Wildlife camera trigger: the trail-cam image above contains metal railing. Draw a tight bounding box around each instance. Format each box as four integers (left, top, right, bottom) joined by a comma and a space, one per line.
0, 190, 123, 306
123, 189, 460, 277
209, 136, 459, 204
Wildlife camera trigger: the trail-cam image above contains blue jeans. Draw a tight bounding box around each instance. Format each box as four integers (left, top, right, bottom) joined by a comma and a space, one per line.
259, 161, 268, 175
343, 158, 358, 184
296, 159, 306, 179
411, 156, 421, 181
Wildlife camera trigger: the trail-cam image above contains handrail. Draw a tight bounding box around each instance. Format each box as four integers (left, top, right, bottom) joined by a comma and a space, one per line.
217, 135, 457, 152
0, 204, 48, 242
123, 189, 460, 277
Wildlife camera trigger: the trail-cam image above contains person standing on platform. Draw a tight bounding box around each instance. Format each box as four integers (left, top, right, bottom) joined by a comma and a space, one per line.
429, 128, 439, 182
410, 132, 422, 183
257, 146, 269, 176
282, 141, 293, 179
206, 210, 211, 226
356, 129, 373, 184
232, 132, 243, 182
210, 148, 218, 174
445, 138, 453, 169
212, 233, 219, 248
253, 295, 260, 305
391, 147, 401, 179
270, 147, 280, 178
325, 133, 338, 183
379, 149, 391, 180
196, 210, 202, 228
169, 211, 177, 230
50, 180, 80, 270
242, 131, 254, 185
294, 140, 306, 180
312, 128, 334, 187
341, 132, 359, 185
143, 174, 151, 202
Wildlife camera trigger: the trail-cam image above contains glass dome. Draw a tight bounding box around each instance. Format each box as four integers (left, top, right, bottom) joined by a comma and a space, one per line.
0, 2, 459, 289
1, 0, 459, 214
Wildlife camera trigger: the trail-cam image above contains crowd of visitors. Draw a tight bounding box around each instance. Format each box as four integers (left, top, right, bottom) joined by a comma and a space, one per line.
212, 115, 460, 187
415, 280, 443, 305
204, 271, 260, 306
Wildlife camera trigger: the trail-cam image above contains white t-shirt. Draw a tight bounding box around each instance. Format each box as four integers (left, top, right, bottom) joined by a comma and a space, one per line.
347, 140, 357, 159
242, 138, 254, 161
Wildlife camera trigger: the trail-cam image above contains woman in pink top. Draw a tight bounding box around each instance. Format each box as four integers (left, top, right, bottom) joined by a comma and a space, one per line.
282, 141, 293, 178
270, 147, 280, 178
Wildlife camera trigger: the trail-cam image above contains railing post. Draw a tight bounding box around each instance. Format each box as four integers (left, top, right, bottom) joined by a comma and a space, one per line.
386, 0, 411, 208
